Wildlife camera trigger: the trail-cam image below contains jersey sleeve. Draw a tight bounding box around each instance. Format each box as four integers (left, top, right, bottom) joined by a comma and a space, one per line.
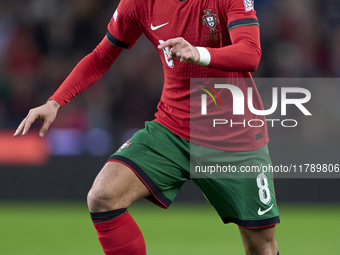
106, 0, 143, 49
49, 37, 123, 107
206, 25, 261, 72
202, 0, 261, 72
225, 0, 259, 33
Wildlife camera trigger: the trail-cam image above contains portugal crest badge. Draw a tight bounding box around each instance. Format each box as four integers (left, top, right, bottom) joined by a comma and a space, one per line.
202, 9, 219, 34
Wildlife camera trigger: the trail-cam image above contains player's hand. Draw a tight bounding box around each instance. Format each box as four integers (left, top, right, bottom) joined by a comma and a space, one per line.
158, 37, 200, 64
14, 100, 61, 138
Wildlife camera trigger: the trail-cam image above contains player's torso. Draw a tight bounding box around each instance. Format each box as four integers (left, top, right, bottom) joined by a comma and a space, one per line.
115, 0, 268, 151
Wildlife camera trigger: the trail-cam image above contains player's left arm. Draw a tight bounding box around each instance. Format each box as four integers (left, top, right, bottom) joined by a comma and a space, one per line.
158, 24, 261, 72
205, 24, 261, 72
158, 0, 261, 72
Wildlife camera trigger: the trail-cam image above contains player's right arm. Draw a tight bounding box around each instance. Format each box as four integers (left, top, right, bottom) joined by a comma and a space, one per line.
14, 37, 123, 138
14, 0, 142, 138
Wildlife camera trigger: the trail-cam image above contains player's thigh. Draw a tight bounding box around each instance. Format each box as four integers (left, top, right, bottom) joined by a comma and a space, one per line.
88, 161, 151, 212
108, 121, 190, 208
239, 226, 278, 254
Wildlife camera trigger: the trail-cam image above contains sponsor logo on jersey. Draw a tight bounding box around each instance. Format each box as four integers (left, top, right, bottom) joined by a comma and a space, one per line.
201, 9, 219, 34
243, 0, 254, 12
113, 9, 118, 22
117, 140, 132, 152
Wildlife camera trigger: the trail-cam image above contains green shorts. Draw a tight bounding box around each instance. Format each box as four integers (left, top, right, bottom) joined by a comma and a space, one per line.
108, 121, 279, 228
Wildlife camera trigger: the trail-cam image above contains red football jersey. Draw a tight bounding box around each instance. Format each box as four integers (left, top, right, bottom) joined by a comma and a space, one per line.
107, 0, 268, 151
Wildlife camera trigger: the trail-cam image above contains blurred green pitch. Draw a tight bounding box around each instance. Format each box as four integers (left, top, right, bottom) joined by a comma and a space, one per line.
0, 202, 339, 255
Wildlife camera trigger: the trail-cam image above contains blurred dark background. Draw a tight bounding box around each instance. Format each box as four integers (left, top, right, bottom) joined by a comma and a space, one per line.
0, 0, 339, 203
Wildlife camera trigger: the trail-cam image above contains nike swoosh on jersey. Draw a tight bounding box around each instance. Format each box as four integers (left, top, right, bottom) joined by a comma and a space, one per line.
257, 204, 274, 216
151, 22, 169, 31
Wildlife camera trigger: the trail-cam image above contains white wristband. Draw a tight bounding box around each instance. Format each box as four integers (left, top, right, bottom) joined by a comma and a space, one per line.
196, 47, 211, 66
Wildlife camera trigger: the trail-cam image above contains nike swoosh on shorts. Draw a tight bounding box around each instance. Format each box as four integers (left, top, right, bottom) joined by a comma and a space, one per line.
257, 204, 274, 216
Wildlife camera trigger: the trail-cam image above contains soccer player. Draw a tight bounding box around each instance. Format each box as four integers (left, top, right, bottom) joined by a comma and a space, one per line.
15, 0, 280, 254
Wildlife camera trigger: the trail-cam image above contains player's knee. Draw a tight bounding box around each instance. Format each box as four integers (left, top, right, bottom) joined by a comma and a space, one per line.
244, 237, 277, 255
241, 226, 278, 255
87, 187, 108, 212
87, 186, 128, 212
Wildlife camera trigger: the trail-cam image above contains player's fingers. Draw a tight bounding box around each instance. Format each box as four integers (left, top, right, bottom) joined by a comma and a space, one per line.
180, 54, 187, 63
168, 47, 178, 61
182, 51, 196, 63
179, 47, 199, 63
180, 52, 191, 63
14, 110, 33, 137
169, 45, 183, 61
39, 118, 53, 137
168, 44, 184, 60
167, 51, 174, 61
158, 38, 181, 49
22, 112, 39, 136
14, 118, 28, 137
173, 48, 190, 63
